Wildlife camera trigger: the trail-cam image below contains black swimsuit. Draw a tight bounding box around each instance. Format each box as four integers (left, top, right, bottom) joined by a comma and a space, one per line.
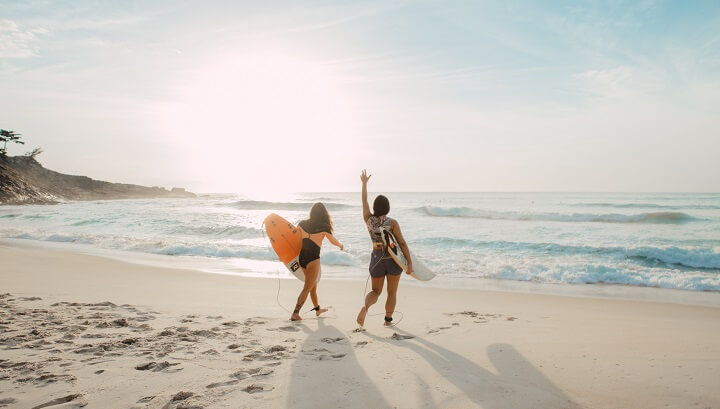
299, 238, 321, 268
297, 220, 328, 268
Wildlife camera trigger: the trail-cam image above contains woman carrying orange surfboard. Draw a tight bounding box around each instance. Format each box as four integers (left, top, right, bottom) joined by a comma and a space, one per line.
290, 202, 344, 321
356, 169, 413, 327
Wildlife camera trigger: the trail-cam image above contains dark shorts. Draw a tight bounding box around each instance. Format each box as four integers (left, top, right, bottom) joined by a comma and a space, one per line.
369, 249, 402, 278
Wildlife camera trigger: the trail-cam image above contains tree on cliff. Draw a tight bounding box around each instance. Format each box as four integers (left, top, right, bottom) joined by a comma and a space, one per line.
25, 147, 43, 159
0, 129, 24, 156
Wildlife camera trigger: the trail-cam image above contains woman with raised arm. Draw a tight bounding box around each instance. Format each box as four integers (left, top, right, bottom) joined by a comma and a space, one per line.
356, 169, 413, 327
291, 202, 344, 321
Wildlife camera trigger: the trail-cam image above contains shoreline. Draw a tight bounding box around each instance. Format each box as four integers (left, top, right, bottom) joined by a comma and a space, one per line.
3, 237, 719, 309
1, 240, 719, 408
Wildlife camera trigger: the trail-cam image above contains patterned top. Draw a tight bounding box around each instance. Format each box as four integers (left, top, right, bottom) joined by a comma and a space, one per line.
367, 215, 393, 248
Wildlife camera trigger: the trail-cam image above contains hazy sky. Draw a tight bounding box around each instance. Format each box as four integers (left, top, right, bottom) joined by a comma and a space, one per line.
1, 0, 719, 193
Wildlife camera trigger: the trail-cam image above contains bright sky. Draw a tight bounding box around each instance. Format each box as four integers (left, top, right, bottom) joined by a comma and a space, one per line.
1, 0, 719, 193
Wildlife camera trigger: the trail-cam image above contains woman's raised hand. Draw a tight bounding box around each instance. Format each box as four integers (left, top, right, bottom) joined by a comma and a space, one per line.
360, 169, 372, 184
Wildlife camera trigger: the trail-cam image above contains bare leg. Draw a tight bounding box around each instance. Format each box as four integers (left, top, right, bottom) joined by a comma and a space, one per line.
357, 276, 385, 326
290, 260, 320, 321
310, 284, 328, 316
384, 274, 401, 326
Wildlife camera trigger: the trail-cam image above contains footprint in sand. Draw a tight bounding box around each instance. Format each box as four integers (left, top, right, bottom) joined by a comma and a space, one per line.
302, 347, 330, 354
446, 311, 518, 324
170, 391, 194, 401
230, 367, 274, 380
206, 379, 240, 389
272, 326, 300, 332
427, 326, 452, 334
302, 348, 347, 361
29, 373, 77, 385
317, 353, 347, 361
134, 361, 181, 372
0, 398, 18, 408
29, 394, 86, 409
243, 347, 288, 361
391, 333, 414, 340
243, 383, 274, 394
244, 318, 267, 326
162, 391, 198, 408
320, 337, 346, 344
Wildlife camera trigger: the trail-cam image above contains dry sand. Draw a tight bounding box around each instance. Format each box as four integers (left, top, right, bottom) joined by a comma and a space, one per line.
1, 240, 719, 409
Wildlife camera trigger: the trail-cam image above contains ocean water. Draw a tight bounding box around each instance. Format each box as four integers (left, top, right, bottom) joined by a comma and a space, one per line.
2, 193, 720, 293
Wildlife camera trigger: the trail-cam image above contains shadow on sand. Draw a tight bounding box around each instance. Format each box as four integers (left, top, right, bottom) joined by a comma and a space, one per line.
286, 317, 578, 408
285, 318, 391, 408
362, 328, 580, 409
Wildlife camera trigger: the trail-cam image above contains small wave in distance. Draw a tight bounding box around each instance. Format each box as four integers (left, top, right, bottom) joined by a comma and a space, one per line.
419, 206, 701, 224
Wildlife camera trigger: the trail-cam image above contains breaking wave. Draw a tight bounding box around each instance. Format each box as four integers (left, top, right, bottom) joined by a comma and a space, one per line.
419, 206, 700, 224
229, 200, 353, 211
567, 202, 720, 210
418, 237, 720, 270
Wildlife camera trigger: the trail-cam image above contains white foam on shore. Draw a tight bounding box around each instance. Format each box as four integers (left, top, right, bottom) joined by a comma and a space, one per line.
4, 237, 720, 308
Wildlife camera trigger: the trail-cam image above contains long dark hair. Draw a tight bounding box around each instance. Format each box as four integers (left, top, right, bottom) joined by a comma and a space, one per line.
304, 202, 334, 234
373, 195, 390, 217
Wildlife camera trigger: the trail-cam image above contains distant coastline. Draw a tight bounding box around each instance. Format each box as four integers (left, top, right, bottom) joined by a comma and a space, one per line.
0, 155, 195, 205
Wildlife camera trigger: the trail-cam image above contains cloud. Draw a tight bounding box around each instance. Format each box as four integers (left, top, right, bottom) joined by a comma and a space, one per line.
580, 66, 633, 92
576, 66, 666, 101
0, 19, 45, 58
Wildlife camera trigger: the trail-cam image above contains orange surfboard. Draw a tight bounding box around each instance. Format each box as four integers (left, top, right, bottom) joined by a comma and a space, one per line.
263, 213, 320, 282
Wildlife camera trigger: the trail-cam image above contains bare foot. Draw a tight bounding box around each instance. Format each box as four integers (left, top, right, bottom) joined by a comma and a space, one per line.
290, 313, 302, 321
356, 306, 367, 327
384, 316, 393, 327
315, 308, 328, 317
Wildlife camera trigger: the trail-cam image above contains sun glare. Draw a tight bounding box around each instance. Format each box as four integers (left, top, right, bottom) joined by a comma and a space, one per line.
159, 53, 356, 195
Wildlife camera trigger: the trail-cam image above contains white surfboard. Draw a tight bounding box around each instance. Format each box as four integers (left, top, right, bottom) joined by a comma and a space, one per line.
381, 229, 436, 281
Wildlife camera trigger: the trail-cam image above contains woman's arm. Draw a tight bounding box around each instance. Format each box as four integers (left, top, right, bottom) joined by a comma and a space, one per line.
391, 220, 413, 274
361, 169, 372, 222
325, 233, 344, 251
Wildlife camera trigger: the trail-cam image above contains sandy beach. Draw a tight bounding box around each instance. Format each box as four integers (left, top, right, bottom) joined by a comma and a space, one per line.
1, 239, 719, 409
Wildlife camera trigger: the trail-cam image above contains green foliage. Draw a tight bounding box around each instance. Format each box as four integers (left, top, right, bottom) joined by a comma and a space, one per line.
0, 129, 24, 156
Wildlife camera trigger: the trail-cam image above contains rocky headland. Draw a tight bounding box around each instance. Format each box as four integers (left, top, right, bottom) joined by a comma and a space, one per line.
0, 155, 195, 205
